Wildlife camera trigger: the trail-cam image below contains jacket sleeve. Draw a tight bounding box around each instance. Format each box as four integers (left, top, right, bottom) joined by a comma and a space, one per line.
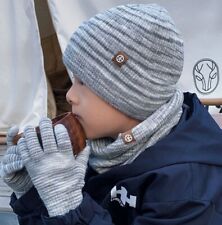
132, 200, 217, 225
10, 187, 48, 225
43, 197, 221, 225
10, 187, 113, 225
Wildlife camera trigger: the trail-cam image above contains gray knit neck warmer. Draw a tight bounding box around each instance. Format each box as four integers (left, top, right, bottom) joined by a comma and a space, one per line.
89, 90, 184, 174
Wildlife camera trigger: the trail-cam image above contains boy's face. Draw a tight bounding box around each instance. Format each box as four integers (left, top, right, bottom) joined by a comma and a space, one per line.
66, 77, 140, 140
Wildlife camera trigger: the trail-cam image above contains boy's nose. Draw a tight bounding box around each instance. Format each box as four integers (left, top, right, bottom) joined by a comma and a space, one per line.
66, 93, 72, 105
66, 88, 79, 105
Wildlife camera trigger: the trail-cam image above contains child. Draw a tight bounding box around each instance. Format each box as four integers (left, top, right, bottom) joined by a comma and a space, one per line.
1, 3, 222, 225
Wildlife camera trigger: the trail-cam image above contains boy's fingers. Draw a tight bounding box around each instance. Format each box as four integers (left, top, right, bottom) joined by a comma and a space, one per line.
4, 162, 19, 175
17, 138, 30, 164
39, 118, 57, 153
6, 145, 17, 155
6, 126, 19, 147
24, 126, 42, 157
76, 146, 90, 167
2, 152, 19, 164
54, 124, 72, 152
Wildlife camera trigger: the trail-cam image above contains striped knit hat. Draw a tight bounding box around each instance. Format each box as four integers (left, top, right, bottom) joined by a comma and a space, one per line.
63, 4, 184, 120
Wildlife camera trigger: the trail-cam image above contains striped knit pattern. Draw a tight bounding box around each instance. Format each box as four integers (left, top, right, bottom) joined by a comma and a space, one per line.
0, 126, 33, 198
89, 89, 184, 173
17, 120, 90, 217
63, 4, 184, 120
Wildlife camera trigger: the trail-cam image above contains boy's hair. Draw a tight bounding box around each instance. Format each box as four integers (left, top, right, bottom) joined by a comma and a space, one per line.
63, 4, 184, 120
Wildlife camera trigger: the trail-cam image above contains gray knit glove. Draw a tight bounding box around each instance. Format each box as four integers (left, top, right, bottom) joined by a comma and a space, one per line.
17, 118, 90, 217
0, 126, 33, 198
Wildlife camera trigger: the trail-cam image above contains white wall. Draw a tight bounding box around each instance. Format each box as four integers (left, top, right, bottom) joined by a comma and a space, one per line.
0, 0, 47, 133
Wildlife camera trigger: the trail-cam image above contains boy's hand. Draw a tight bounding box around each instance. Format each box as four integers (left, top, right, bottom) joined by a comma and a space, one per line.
0, 126, 33, 198
17, 118, 90, 217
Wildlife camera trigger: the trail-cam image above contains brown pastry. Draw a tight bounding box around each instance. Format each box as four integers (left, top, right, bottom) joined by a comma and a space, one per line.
13, 112, 86, 155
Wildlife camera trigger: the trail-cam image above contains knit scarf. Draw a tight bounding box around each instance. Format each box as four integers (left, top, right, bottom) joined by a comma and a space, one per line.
88, 90, 184, 174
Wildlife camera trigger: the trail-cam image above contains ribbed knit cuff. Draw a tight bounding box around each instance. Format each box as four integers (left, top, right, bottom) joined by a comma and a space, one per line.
10, 186, 48, 217
46, 189, 83, 217
14, 176, 33, 198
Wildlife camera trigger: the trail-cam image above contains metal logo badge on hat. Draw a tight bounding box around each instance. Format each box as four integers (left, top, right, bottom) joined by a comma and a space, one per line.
112, 51, 129, 67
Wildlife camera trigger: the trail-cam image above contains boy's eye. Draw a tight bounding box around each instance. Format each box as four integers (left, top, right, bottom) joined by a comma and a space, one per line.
79, 80, 84, 85
75, 77, 84, 86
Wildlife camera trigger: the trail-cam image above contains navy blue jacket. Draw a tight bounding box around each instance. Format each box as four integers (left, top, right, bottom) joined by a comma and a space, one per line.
10, 93, 222, 225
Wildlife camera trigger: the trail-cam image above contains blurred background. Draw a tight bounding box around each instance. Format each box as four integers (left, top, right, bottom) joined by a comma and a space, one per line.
0, 0, 222, 137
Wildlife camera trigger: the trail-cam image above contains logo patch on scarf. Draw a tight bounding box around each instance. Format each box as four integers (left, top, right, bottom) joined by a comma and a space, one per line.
121, 130, 136, 144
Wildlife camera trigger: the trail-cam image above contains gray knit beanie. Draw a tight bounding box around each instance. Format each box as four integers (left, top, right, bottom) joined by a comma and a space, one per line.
63, 4, 184, 120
